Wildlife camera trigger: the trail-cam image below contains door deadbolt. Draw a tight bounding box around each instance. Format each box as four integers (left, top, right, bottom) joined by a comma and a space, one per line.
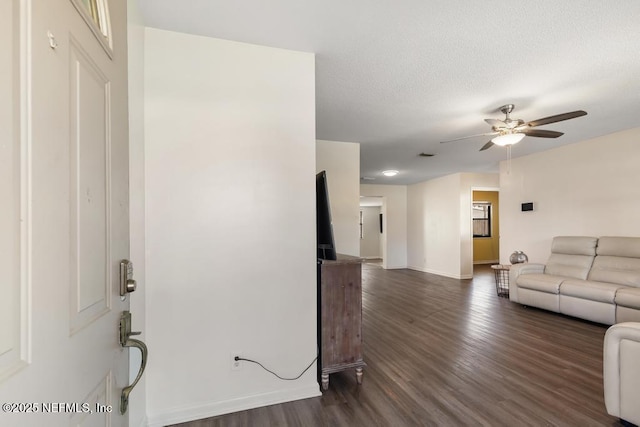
119, 260, 137, 296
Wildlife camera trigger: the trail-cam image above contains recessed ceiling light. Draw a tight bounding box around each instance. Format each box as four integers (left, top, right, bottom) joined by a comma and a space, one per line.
382, 170, 399, 177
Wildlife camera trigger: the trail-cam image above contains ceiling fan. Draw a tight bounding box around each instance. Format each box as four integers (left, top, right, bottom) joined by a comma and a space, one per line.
441, 104, 587, 151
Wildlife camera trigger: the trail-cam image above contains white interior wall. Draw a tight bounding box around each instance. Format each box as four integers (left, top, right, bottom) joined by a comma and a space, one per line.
126, 1, 146, 426
360, 206, 382, 259
500, 127, 640, 264
360, 184, 407, 269
407, 174, 461, 277
144, 28, 318, 426
407, 173, 498, 278
316, 140, 360, 257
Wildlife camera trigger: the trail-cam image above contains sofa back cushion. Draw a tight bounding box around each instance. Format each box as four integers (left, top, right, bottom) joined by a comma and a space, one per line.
544, 236, 598, 280
597, 237, 640, 258
588, 237, 640, 287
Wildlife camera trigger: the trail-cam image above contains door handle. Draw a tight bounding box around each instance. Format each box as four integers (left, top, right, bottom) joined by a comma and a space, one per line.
119, 311, 148, 414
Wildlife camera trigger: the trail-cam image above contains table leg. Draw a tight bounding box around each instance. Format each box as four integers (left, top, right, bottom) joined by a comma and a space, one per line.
356, 367, 363, 385
321, 373, 329, 391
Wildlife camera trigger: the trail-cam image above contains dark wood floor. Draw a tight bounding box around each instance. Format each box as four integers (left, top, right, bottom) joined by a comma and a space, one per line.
172, 264, 621, 427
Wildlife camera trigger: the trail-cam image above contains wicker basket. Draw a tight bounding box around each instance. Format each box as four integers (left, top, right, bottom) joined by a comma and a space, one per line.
491, 264, 511, 297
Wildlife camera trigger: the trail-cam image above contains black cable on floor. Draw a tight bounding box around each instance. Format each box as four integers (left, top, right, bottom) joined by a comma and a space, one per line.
235, 356, 317, 381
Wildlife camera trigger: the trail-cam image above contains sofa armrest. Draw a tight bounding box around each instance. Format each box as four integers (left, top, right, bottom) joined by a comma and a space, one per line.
604, 322, 640, 424
508, 263, 545, 303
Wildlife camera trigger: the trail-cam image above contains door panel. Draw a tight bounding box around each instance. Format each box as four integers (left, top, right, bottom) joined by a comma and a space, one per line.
69, 36, 111, 333
70, 374, 111, 427
0, 0, 27, 382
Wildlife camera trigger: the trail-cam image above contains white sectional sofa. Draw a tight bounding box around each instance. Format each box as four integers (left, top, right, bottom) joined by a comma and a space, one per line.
604, 322, 640, 426
509, 236, 640, 325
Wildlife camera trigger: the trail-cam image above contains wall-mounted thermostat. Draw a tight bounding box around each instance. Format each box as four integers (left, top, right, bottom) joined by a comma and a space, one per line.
521, 202, 534, 212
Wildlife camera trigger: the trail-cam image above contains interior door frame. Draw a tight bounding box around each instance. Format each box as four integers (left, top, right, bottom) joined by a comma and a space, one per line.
469, 186, 500, 275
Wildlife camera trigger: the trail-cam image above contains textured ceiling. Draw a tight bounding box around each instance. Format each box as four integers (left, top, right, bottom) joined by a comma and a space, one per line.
138, 0, 640, 185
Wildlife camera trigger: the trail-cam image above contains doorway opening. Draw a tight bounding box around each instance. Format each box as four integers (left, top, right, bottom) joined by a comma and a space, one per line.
359, 196, 384, 266
472, 190, 500, 275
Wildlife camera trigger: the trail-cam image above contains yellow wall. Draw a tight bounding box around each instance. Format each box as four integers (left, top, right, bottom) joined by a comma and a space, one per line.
473, 191, 499, 263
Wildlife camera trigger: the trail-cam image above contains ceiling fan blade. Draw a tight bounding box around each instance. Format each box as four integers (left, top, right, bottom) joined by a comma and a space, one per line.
521, 129, 564, 138
527, 110, 587, 127
440, 131, 498, 143
484, 118, 504, 127
479, 141, 494, 151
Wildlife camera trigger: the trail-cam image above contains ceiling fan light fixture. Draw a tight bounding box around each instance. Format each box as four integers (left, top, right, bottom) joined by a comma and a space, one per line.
491, 132, 525, 146
382, 170, 399, 177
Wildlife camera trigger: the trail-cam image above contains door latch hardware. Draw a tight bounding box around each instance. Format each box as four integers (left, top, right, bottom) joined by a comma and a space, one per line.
119, 311, 147, 414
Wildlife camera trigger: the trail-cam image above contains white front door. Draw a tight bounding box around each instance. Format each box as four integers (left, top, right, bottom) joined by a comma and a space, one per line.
0, 0, 135, 426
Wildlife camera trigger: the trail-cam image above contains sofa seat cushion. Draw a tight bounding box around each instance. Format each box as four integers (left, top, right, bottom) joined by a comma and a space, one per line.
516, 273, 565, 294
560, 279, 622, 303
615, 287, 640, 310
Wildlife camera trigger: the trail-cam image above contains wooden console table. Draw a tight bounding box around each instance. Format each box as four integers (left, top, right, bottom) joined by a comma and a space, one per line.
317, 254, 365, 391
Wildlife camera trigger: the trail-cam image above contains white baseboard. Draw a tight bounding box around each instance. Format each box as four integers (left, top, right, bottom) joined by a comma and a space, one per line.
146, 383, 321, 427
473, 260, 499, 265
384, 264, 407, 270
407, 265, 472, 280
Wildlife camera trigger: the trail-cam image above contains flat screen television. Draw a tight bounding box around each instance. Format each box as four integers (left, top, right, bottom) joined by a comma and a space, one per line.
316, 171, 337, 260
